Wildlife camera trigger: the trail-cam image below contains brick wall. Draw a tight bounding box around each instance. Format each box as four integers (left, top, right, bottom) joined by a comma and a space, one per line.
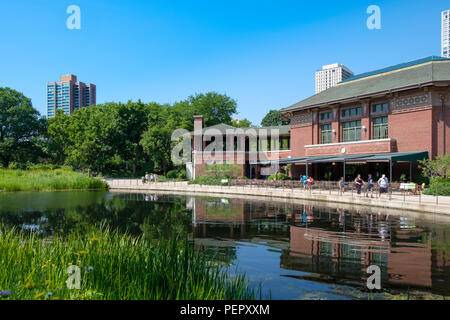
305, 139, 395, 156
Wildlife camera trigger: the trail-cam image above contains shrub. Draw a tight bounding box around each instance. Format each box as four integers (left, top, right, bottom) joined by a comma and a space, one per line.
268, 173, 290, 181
166, 168, 187, 180
412, 174, 429, 186
189, 175, 228, 186
422, 177, 450, 196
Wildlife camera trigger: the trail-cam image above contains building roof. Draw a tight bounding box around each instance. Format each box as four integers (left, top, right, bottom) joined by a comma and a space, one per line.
282, 56, 450, 114
252, 151, 429, 165
192, 124, 290, 136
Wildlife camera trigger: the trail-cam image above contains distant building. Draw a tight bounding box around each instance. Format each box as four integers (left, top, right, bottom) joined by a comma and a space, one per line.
315, 63, 354, 94
47, 75, 96, 118
442, 10, 450, 58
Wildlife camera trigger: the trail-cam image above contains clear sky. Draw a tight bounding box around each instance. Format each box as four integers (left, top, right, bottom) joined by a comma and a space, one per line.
0, 0, 447, 125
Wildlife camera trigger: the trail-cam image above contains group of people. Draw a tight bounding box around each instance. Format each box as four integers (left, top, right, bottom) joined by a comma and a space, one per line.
300, 175, 315, 190
339, 174, 389, 198
142, 172, 158, 184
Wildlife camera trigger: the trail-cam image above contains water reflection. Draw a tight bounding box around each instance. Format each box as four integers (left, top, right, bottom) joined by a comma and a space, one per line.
189, 196, 450, 296
0, 191, 448, 298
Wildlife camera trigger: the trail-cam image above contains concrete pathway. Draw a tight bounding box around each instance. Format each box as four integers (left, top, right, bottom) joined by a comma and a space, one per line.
104, 179, 450, 216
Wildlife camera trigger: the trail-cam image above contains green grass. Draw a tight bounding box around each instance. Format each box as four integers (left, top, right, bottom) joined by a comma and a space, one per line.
0, 169, 107, 192
0, 227, 258, 300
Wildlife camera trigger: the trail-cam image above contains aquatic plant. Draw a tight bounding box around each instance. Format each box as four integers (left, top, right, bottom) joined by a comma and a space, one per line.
0, 226, 257, 300
0, 169, 107, 192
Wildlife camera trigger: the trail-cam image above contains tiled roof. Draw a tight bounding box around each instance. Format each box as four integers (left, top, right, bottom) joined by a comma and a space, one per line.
192, 124, 290, 135
282, 56, 450, 113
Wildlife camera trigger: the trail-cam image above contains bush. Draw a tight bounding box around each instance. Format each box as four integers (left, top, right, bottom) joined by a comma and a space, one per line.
189, 175, 228, 186
412, 174, 429, 186
423, 185, 450, 196
166, 169, 187, 180
422, 177, 450, 196
268, 173, 291, 181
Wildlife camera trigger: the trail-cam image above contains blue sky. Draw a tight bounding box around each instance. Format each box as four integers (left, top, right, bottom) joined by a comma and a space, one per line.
0, 0, 447, 125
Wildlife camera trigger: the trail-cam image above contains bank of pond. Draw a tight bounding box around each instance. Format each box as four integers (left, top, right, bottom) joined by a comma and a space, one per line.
0, 169, 107, 192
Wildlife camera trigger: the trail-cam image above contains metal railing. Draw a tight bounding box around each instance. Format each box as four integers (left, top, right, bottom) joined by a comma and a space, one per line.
227, 179, 449, 206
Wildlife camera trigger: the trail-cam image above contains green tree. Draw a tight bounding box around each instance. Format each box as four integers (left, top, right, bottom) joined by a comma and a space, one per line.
420, 155, 450, 178
260, 109, 288, 127
0, 87, 46, 167
231, 118, 252, 128
172, 92, 237, 128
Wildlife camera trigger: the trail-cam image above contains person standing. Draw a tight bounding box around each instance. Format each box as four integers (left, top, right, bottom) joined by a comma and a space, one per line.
366, 174, 374, 198
377, 174, 389, 198
301, 174, 307, 190
354, 174, 364, 195
339, 177, 345, 194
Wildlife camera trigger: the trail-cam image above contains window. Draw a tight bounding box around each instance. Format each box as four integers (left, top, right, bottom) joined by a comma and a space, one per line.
320, 111, 332, 122
280, 137, 290, 150
321, 124, 332, 144
341, 106, 361, 119
373, 117, 388, 139
342, 120, 361, 142
371, 102, 388, 114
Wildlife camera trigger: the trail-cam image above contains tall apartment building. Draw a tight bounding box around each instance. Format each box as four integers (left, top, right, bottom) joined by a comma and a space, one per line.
47, 75, 96, 118
442, 10, 450, 58
315, 63, 354, 94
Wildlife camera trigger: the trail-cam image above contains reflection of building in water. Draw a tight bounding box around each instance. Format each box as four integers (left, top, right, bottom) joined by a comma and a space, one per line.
283, 222, 449, 293
189, 196, 450, 294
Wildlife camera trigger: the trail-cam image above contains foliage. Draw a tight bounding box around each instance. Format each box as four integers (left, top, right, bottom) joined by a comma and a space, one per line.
419, 155, 450, 178
260, 109, 289, 127
189, 175, 228, 186
0, 87, 47, 168
204, 163, 241, 178
0, 86, 241, 177
0, 226, 257, 300
166, 168, 187, 180
0, 169, 107, 191
231, 118, 252, 128
45, 92, 237, 176
423, 177, 450, 196
411, 174, 429, 186
268, 173, 291, 181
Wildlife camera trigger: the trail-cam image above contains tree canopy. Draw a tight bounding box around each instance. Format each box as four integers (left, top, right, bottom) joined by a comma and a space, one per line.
260, 109, 289, 127
0, 87, 46, 167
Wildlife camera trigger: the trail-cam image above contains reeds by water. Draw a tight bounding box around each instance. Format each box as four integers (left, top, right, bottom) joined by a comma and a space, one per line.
0, 169, 107, 191
0, 227, 257, 300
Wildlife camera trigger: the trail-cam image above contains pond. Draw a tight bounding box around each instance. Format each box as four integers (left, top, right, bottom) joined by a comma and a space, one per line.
0, 190, 449, 299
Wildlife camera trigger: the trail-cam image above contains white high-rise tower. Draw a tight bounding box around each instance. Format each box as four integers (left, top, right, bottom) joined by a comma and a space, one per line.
315, 63, 354, 94
442, 10, 450, 58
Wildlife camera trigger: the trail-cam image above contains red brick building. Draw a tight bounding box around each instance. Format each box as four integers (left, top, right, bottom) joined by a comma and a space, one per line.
278, 56, 450, 181
190, 56, 450, 181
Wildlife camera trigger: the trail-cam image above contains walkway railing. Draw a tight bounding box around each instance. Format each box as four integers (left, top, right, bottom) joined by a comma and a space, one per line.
228, 179, 449, 207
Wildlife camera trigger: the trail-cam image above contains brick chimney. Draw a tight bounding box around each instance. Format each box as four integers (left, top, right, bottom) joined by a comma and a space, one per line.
193, 115, 204, 151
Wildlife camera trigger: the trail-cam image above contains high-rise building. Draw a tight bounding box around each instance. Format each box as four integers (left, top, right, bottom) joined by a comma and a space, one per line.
442, 10, 450, 58
47, 75, 96, 118
315, 63, 354, 94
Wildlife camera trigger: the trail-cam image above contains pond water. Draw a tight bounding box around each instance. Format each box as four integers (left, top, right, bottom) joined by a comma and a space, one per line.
0, 190, 449, 299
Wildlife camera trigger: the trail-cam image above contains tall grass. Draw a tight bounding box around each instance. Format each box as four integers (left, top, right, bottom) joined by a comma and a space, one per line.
0, 227, 258, 300
0, 169, 107, 192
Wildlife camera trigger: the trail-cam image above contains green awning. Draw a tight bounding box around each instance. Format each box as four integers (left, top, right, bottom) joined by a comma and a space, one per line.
251, 151, 429, 165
